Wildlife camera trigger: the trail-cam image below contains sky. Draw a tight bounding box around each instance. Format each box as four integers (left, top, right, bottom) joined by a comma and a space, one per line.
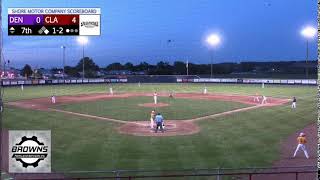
2, 0, 318, 68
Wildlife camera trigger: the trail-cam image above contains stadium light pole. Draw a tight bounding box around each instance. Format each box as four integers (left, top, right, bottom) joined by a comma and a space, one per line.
77, 36, 88, 79
206, 34, 221, 78
61, 45, 66, 80
301, 26, 316, 79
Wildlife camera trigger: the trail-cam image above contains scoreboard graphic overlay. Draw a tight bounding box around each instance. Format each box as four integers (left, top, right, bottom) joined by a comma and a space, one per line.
8, 8, 101, 36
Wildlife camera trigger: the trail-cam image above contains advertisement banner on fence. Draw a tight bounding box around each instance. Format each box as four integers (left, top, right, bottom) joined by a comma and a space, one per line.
308, 80, 317, 85
294, 80, 302, 84
119, 79, 128, 82
273, 80, 280, 84
288, 80, 295, 84
280, 80, 288, 84
32, 80, 39, 85
301, 80, 309, 84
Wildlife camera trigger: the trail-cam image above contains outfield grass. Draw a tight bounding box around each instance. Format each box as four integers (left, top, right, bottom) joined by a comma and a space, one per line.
2, 83, 316, 172
3, 83, 314, 102
55, 96, 249, 121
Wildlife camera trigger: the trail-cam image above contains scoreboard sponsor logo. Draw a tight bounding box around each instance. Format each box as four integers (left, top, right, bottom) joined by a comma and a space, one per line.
81, 21, 99, 28
79, 15, 100, 35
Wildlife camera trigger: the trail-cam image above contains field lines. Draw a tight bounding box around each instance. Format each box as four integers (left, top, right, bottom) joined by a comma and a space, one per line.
49, 108, 145, 126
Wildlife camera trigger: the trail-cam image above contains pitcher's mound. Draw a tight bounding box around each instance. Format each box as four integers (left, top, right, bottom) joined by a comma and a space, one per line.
138, 103, 170, 108
118, 120, 200, 136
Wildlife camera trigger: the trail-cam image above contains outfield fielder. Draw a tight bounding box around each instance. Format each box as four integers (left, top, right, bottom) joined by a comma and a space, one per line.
261, 95, 267, 104
21, 84, 24, 91
153, 92, 158, 104
150, 110, 156, 129
293, 132, 309, 159
291, 97, 297, 109
51, 95, 56, 104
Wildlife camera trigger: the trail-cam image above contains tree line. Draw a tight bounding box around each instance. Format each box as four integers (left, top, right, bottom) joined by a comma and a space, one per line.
20, 57, 317, 78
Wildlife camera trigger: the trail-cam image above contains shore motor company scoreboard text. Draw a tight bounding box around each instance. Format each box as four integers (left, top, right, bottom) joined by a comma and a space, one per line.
8, 8, 101, 36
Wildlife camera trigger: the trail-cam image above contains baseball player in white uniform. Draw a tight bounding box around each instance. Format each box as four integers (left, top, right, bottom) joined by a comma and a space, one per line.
150, 110, 156, 129
261, 95, 267, 104
109, 87, 113, 95
21, 84, 24, 91
51, 95, 56, 104
253, 93, 260, 102
203, 87, 207, 94
153, 92, 158, 104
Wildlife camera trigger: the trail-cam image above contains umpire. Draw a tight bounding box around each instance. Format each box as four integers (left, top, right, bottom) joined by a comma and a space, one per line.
154, 113, 164, 133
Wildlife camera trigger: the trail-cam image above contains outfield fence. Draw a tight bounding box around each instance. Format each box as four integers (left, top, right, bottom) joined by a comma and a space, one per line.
7, 165, 317, 180
1, 76, 317, 86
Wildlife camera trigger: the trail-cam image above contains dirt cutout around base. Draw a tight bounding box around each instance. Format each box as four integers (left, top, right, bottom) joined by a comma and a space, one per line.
7, 92, 290, 137
118, 120, 199, 137
138, 102, 170, 108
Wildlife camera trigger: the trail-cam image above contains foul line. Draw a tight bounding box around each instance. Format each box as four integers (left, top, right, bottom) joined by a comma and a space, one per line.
49, 108, 145, 126
184, 105, 266, 122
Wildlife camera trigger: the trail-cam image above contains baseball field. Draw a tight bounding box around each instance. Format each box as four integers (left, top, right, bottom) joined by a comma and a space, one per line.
1, 83, 316, 173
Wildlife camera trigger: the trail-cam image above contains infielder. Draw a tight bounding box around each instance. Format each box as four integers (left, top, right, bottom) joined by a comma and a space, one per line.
154, 113, 164, 133
153, 92, 158, 104
261, 95, 267, 104
293, 132, 309, 159
169, 91, 174, 98
51, 95, 56, 104
291, 97, 297, 109
253, 93, 259, 102
150, 110, 156, 129
109, 87, 113, 95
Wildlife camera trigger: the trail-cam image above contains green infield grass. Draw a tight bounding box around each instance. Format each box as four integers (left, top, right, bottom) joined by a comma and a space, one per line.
55, 96, 249, 121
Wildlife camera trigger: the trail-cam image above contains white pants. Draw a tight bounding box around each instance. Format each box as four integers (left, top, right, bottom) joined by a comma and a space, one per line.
203, 89, 207, 94
292, 102, 296, 108
110, 88, 113, 95
21, 85, 24, 91
150, 118, 154, 128
261, 99, 267, 104
253, 97, 259, 102
154, 96, 157, 104
51, 97, 56, 104
293, 144, 309, 158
